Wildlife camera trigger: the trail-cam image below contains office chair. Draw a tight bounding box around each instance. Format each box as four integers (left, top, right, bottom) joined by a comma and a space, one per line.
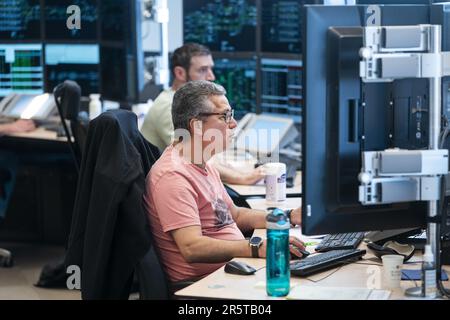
0, 158, 16, 268
53, 80, 89, 172
64, 109, 173, 299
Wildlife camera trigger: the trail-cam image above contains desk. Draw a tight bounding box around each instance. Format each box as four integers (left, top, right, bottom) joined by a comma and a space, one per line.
246, 198, 301, 211
175, 234, 450, 300
225, 171, 302, 198
176, 199, 450, 300
0, 127, 75, 244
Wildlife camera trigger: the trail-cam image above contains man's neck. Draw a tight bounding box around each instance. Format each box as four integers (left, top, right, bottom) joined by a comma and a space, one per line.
172, 79, 186, 91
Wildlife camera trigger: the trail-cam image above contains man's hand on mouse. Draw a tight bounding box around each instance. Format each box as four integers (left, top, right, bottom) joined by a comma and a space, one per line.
257, 236, 306, 258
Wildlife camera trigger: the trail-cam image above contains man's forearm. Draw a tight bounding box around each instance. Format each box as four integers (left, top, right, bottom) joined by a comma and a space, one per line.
183, 237, 251, 263
234, 207, 267, 232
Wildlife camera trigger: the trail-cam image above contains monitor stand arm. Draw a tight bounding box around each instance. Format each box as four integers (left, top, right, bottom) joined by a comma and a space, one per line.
358, 24, 450, 298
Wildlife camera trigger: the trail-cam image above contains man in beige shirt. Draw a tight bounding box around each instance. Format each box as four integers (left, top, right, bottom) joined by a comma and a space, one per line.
140, 43, 264, 185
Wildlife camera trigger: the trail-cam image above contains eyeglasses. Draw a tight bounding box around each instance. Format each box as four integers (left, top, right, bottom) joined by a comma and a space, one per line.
198, 109, 235, 123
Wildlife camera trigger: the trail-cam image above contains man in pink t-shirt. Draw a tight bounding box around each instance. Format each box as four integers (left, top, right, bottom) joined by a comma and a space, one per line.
143, 80, 304, 283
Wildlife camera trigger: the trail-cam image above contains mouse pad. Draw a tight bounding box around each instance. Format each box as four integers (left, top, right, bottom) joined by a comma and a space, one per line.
401, 269, 448, 281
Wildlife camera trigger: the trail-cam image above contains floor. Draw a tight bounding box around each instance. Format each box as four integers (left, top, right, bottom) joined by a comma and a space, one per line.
0, 242, 81, 300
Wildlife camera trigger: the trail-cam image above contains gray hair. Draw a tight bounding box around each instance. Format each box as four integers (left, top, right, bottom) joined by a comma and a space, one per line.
172, 80, 227, 131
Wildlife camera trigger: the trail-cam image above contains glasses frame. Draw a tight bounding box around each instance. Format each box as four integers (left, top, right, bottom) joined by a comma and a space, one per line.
197, 109, 235, 123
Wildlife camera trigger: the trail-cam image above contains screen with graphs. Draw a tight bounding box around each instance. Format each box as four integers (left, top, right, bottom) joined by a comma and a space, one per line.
260, 58, 302, 122
0, 44, 43, 96
184, 0, 257, 52
214, 58, 257, 119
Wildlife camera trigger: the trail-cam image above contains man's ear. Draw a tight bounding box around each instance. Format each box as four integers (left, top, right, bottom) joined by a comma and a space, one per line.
189, 119, 202, 134
173, 66, 187, 82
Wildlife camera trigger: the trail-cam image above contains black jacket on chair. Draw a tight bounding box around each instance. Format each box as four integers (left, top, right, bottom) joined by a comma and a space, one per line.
65, 109, 161, 299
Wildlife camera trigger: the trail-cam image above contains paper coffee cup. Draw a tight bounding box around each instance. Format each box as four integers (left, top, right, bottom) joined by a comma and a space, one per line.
381, 254, 404, 289
265, 163, 286, 205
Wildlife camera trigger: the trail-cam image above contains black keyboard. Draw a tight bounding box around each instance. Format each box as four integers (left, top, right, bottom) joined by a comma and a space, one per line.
290, 249, 366, 277
315, 232, 365, 252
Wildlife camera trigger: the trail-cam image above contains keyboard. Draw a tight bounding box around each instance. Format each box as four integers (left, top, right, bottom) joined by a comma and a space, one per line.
315, 232, 365, 252
290, 249, 366, 277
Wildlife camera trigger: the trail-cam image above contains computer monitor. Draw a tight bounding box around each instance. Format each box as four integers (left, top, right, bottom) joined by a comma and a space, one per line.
261, 0, 322, 54
0, 44, 44, 97
45, 44, 100, 96
0, 0, 41, 40
301, 4, 433, 235
44, 0, 98, 40
234, 113, 299, 161
183, 0, 257, 52
260, 58, 302, 123
213, 57, 257, 119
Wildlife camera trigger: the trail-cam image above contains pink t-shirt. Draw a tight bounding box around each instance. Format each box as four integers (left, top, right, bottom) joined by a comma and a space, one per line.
143, 145, 245, 282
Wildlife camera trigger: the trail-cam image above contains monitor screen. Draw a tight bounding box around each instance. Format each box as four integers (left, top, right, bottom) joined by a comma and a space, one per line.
44, 0, 98, 40
0, 0, 41, 41
183, 0, 257, 52
0, 44, 44, 97
213, 57, 257, 119
261, 0, 304, 54
302, 4, 431, 235
260, 58, 302, 123
235, 115, 294, 156
44, 44, 100, 95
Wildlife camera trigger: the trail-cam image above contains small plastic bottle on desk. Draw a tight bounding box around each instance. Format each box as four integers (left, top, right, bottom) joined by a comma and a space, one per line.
89, 94, 102, 120
266, 208, 290, 297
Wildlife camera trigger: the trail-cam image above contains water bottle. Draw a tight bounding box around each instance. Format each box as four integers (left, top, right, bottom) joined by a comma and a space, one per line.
422, 245, 437, 298
266, 208, 290, 297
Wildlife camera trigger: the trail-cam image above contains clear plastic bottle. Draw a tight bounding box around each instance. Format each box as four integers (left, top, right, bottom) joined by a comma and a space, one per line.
266, 208, 290, 297
422, 245, 437, 298
89, 94, 102, 120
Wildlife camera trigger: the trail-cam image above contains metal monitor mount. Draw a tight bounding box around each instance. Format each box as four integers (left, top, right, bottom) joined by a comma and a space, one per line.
359, 24, 450, 298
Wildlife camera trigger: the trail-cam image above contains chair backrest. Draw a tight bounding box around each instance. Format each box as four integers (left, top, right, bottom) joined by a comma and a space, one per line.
65, 109, 167, 299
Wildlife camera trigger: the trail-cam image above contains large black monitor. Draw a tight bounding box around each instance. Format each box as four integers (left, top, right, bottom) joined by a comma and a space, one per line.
44, 0, 98, 40
301, 4, 433, 235
213, 57, 257, 119
183, 0, 257, 52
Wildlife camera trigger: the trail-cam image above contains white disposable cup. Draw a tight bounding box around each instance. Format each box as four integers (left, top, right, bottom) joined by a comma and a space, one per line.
265, 163, 286, 205
381, 254, 404, 289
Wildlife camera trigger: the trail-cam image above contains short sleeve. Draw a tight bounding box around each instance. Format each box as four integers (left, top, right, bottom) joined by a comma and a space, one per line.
151, 172, 201, 233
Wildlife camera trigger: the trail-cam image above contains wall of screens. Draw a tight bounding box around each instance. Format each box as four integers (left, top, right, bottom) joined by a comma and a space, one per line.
0, 0, 143, 104
183, 0, 317, 122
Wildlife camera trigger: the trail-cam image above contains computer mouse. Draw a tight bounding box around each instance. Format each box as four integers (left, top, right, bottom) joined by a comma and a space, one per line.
224, 260, 257, 275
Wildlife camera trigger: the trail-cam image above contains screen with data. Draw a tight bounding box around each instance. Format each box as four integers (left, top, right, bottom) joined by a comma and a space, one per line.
0, 44, 43, 96
260, 58, 302, 122
0, 0, 41, 40
213, 58, 257, 119
184, 0, 257, 52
